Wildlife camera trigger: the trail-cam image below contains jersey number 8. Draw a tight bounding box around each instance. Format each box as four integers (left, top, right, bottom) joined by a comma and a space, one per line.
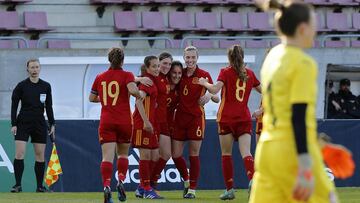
235, 79, 246, 102
101, 81, 120, 106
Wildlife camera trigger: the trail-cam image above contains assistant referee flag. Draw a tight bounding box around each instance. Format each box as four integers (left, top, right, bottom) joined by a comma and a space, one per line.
45, 143, 63, 187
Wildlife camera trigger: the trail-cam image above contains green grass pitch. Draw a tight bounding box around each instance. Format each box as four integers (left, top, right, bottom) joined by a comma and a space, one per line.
0, 188, 359, 203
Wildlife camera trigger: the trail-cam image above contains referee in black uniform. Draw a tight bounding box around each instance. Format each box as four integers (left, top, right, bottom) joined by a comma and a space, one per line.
10, 59, 55, 192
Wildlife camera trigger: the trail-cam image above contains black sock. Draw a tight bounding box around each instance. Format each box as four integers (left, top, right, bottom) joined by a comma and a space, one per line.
14, 159, 24, 186
34, 161, 45, 188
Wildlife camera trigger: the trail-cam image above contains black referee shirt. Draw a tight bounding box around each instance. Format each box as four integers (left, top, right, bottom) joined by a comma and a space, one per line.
11, 78, 55, 127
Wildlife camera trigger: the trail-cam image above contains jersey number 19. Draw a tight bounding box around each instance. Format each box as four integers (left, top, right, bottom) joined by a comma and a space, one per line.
101, 81, 120, 106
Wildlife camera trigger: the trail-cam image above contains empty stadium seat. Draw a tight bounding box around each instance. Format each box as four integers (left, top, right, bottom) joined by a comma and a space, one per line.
219, 40, 242, 48
113, 11, 143, 32
327, 0, 358, 5
24, 12, 53, 31
326, 12, 355, 31
350, 40, 360, 48
0, 40, 13, 49
168, 12, 197, 31
221, 12, 248, 31
245, 40, 269, 48
226, 0, 252, 4
247, 12, 273, 31
303, 0, 331, 5
195, 12, 224, 31
353, 13, 360, 30
316, 13, 329, 32
0, 11, 26, 31
47, 40, 71, 49
18, 40, 38, 48
324, 40, 347, 48
142, 12, 172, 31
192, 39, 215, 48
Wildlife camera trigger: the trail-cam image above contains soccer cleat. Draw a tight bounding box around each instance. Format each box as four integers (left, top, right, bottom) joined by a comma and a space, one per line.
116, 181, 126, 202
183, 180, 190, 198
219, 189, 235, 200
10, 185, 22, 193
184, 190, 196, 199
143, 189, 164, 199
103, 186, 114, 203
135, 185, 144, 198
36, 186, 52, 193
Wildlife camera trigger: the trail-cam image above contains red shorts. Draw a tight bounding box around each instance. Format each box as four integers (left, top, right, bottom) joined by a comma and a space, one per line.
131, 128, 159, 149
98, 123, 132, 144
255, 121, 263, 135
156, 121, 170, 136
218, 121, 252, 140
173, 110, 205, 141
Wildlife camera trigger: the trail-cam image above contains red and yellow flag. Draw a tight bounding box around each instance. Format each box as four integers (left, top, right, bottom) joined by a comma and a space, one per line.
45, 144, 63, 187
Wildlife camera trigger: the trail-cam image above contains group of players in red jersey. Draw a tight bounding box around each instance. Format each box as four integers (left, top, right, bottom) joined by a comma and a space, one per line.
89, 44, 262, 202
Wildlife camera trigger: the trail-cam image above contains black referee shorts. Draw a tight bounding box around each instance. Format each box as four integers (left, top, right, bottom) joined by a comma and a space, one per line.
15, 119, 47, 144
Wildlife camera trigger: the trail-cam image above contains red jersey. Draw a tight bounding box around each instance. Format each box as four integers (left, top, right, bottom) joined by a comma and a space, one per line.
217, 67, 260, 123
178, 67, 213, 116
133, 73, 158, 127
91, 68, 135, 125
154, 72, 170, 123
167, 88, 179, 123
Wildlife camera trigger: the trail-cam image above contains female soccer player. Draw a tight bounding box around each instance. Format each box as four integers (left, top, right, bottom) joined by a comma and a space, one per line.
249, 0, 337, 202
172, 46, 218, 199
150, 52, 173, 187
198, 45, 261, 200
11, 59, 55, 193
89, 47, 141, 203
131, 56, 163, 199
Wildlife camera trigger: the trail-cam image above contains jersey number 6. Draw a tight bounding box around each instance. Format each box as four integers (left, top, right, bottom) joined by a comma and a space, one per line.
101, 81, 120, 106
236, 79, 246, 102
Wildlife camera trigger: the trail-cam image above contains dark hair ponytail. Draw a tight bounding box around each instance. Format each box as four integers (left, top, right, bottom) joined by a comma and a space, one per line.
228, 45, 247, 82
256, 0, 313, 37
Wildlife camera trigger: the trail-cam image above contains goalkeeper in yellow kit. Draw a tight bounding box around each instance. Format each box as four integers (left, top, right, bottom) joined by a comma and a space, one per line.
249, 0, 354, 202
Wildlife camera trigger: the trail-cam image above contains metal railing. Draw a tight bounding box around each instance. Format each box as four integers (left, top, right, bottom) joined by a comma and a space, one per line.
37, 36, 174, 48
0, 36, 28, 48
320, 34, 360, 47
180, 35, 279, 48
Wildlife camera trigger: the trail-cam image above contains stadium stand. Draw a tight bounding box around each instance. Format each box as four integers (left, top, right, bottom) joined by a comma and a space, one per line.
221, 12, 248, 31
168, 11, 197, 31
247, 12, 274, 31
113, 11, 144, 32
47, 40, 71, 49
141, 11, 172, 32
195, 12, 225, 32
0, 11, 26, 31
24, 12, 53, 31
326, 12, 355, 32
0, 40, 13, 49
18, 39, 37, 48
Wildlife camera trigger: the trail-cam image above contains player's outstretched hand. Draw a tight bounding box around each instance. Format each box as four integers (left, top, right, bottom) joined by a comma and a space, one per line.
198, 93, 211, 106
144, 121, 154, 134
318, 133, 355, 179
197, 77, 208, 86
139, 77, 153, 87
293, 154, 314, 201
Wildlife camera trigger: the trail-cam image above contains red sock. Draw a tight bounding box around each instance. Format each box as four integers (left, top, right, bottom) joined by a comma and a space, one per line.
222, 155, 234, 190
189, 156, 200, 190
243, 155, 254, 180
173, 156, 189, 181
117, 157, 128, 182
151, 158, 167, 183
100, 161, 113, 187
139, 160, 151, 190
